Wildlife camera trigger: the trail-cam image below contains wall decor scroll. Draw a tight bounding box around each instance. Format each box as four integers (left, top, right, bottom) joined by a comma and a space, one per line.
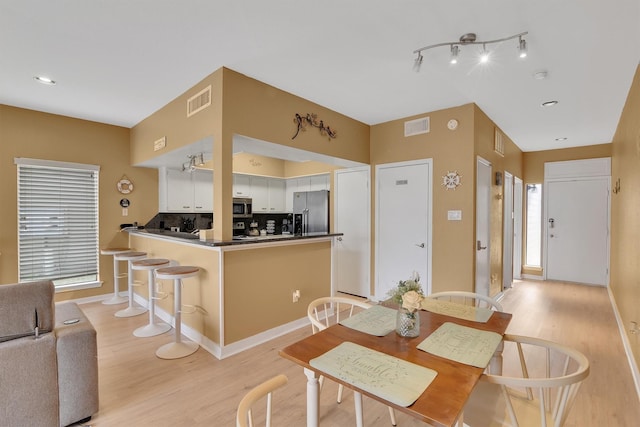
292, 113, 337, 140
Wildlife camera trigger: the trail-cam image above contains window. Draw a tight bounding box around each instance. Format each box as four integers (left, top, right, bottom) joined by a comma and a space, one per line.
15, 158, 100, 290
525, 183, 542, 267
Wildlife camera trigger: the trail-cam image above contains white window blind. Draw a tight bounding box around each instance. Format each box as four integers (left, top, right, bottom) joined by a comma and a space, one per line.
16, 158, 100, 285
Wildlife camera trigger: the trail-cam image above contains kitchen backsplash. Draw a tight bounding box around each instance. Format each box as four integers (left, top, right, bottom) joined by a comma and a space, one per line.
145, 213, 213, 232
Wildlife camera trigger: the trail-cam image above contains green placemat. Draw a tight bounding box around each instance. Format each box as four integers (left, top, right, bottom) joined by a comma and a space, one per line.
417, 322, 502, 368
310, 341, 437, 407
421, 298, 494, 323
339, 305, 397, 336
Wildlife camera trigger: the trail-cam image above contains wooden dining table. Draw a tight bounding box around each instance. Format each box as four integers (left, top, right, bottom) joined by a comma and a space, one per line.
279, 304, 512, 427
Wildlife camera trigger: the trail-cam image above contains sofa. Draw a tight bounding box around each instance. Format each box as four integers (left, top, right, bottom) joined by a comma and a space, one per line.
0, 281, 99, 427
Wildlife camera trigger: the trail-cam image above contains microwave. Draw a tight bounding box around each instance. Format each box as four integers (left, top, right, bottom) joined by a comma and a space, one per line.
233, 197, 252, 218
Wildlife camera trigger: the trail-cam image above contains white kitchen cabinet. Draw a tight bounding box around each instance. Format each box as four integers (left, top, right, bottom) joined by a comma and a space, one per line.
250, 176, 269, 212
233, 174, 251, 197
192, 169, 214, 211
162, 168, 213, 213
268, 178, 286, 212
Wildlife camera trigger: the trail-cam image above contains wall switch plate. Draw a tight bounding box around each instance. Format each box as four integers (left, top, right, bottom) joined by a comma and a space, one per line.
447, 210, 462, 221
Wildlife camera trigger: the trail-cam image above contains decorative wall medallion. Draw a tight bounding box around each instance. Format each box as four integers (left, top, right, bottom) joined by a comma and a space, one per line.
447, 119, 459, 130
442, 171, 462, 190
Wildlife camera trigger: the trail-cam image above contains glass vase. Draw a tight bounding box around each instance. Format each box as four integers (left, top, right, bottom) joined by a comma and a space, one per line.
396, 307, 420, 337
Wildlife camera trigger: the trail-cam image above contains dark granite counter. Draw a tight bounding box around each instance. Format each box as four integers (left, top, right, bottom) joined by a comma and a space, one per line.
127, 228, 342, 248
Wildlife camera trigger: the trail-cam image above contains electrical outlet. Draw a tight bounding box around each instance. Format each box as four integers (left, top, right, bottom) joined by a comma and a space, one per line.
292, 290, 301, 303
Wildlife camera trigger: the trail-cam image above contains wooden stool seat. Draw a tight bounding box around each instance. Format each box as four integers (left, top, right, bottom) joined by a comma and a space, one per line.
114, 251, 148, 318
132, 258, 172, 338
155, 266, 200, 360
100, 247, 131, 305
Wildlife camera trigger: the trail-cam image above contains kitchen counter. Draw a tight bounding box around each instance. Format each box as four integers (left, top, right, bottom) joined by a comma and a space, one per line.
130, 228, 342, 247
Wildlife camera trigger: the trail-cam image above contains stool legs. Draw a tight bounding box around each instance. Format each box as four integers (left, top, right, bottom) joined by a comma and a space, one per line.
102, 255, 128, 305
134, 269, 171, 337
115, 260, 147, 318
155, 278, 198, 359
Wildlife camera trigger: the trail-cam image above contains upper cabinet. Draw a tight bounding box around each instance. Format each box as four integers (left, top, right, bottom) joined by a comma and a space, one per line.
233, 174, 287, 213
160, 168, 213, 213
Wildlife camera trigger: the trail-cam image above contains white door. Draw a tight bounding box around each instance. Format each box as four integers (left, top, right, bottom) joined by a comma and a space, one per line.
475, 158, 491, 297
513, 177, 523, 280
545, 178, 610, 285
334, 167, 370, 297
502, 171, 514, 290
375, 159, 432, 300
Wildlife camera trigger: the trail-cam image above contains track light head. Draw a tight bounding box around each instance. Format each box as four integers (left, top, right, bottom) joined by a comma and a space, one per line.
480, 44, 490, 63
413, 52, 423, 72
518, 36, 528, 58
449, 45, 459, 64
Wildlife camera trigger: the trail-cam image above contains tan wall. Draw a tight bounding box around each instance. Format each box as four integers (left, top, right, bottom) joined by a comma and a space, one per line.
370, 104, 477, 295
0, 105, 158, 301
610, 64, 640, 368
473, 106, 524, 296
223, 241, 331, 344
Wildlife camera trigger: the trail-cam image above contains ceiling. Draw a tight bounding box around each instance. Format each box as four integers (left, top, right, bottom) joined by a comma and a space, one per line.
1, 0, 639, 154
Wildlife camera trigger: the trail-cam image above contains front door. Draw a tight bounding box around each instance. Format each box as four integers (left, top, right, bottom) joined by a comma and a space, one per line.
475, 157, 491, 297
375, 159, 432, 299
545, 178, 610, 285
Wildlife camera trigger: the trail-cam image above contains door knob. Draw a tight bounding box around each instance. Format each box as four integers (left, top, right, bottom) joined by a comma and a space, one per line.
477, 240, 487, 250
415, 243, 425, 248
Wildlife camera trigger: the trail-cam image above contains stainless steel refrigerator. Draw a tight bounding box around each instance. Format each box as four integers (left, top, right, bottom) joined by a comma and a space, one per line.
293, 190, 329, 235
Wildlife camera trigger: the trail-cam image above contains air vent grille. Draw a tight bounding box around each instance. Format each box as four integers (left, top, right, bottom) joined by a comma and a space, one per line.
404, 117, 430, 137
187, 85, 212, 117
494, 128, 505, 156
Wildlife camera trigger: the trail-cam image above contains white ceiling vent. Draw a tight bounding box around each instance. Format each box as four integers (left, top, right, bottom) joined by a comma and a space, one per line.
404, 117, 430, 137
187, 85, 212, 117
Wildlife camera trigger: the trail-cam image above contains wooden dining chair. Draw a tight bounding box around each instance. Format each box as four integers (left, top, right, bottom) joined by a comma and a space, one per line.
307, 297, 397, 426
427, 291, 504, 311
236, 374, 288, 427
459, 334, 590, 427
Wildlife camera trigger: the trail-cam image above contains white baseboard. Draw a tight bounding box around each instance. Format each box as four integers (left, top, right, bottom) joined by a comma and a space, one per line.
131, 293, 309, 360
607, 286, 640, 402
520, 274, 543, 281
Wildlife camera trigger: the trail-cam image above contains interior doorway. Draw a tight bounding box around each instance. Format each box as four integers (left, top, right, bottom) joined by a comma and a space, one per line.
475, 157, 491, 297
375, 159, 432, 299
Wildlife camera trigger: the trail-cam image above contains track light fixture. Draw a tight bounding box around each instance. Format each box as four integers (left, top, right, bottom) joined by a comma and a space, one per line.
413, 31, 528, 70
182, 153, 205, 173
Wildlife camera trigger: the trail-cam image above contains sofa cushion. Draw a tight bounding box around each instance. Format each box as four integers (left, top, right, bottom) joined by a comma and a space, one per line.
0, 281, 55, 340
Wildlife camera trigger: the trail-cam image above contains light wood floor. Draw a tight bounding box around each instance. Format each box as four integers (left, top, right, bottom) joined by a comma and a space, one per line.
78, 279, 640, 426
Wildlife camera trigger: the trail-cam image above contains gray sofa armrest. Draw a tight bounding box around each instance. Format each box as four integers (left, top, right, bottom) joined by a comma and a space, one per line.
0, 334, 60, 427
55, 302, 99, 427
0, 281, 55, 340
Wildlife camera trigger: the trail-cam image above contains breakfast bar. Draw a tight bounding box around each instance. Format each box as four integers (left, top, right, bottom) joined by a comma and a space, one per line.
126, 229, 342, 360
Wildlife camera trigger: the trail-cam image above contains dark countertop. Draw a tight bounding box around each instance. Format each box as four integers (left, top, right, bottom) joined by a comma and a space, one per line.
126, 228, 342, 248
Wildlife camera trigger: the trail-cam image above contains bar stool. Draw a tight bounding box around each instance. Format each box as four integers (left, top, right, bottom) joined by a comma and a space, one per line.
131, 258, 172, 337
154, 265, 200, 359
114, 251, 148, 318
100, 247, 131, 305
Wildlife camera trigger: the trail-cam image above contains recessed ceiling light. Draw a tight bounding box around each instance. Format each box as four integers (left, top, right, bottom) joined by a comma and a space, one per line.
555, 137, 567, 141
34, 76, 56, 85
542, 100, 558, 107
